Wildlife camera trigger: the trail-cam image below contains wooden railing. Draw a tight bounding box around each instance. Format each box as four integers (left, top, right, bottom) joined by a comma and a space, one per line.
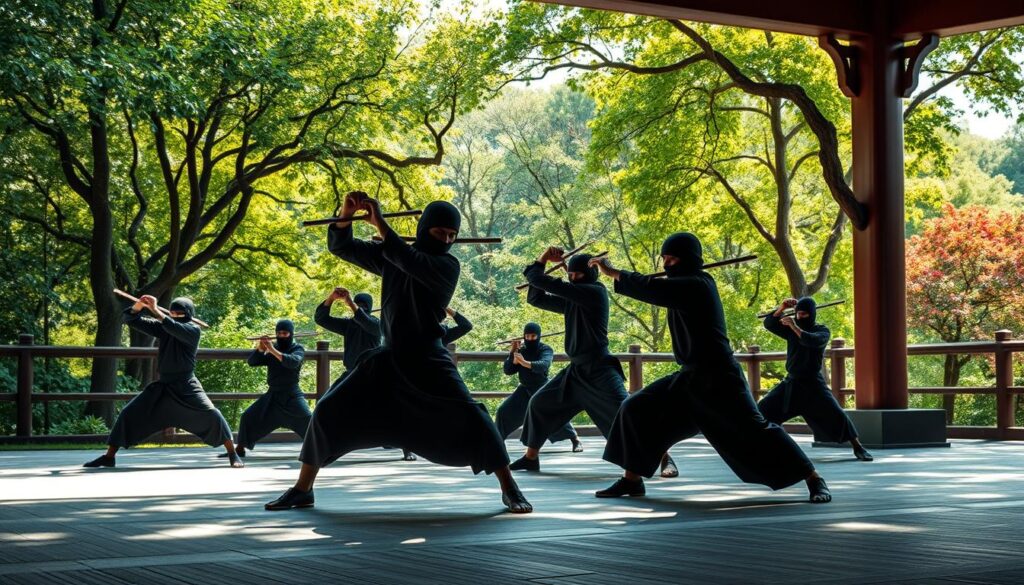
2, 330, 1022, 441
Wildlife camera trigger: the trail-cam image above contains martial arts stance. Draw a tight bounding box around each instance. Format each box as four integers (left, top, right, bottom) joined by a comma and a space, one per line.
265, 194, 531, 513
223, 319, 310, 458
495, 322, 583, 452
593, 233, 832, 503
84, 296, 241, 468
759, 298, 873, 461
509, 248, 629, 472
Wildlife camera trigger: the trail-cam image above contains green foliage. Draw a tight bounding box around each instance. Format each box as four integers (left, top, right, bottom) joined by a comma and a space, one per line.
49, 415, 109, 436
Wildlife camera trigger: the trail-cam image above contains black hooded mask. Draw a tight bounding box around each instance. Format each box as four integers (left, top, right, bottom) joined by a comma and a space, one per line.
523, 322, 541, 350
169, 297, 195, 324
566, 253, 598, 284
661, 232, 704, 277
353, 293, 373, 312
414, 201, 461, 255
795, 297, 817, 331
275, 319, 295, 350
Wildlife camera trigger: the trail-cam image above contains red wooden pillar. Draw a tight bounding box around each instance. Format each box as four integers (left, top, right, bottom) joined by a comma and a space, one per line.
849, 29, 908, 409
823, 20, 935, 410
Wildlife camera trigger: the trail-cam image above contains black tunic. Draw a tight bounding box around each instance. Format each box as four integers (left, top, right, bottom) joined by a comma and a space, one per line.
495, 341, 577, 442
602, 271, 814, 490
107, 308, 232, 448
299, 226, 509, 474
757, 314, 858, 443
237, 343, 312, 450
440, 311, 473, 346
314, 302, 382, 370
519, 262, 627, 448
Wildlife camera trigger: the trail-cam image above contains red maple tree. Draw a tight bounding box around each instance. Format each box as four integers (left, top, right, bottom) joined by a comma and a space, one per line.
906, 204, 1024, 421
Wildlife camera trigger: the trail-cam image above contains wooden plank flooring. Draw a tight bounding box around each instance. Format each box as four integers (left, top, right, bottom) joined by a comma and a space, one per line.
2, 437, 1024, 584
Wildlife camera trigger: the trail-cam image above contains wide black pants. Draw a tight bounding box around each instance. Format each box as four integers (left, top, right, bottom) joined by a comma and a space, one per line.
300, 345, 510, 474
495, 383, 577, 443
521, 357, 626, 449
603, 361, 814, 490
758, 377, 858, 444
237, 388, 312, 450
108, 377, 232, 448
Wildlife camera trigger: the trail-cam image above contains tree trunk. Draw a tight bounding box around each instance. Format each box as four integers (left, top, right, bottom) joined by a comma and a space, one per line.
85, 293, 121, 423
942, 353, 962, 424
125, 327, 156, 386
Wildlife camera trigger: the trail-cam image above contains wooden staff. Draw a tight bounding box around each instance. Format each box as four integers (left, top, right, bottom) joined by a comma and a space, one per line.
649, 254, 758, 277
370, 235, 502, 244
245, 332, 319, 341
113, 289, 210, 328
495, 331, 565, 345
301, 209, 422, 227
514, 242, 599, 291
756, 299, 846, 319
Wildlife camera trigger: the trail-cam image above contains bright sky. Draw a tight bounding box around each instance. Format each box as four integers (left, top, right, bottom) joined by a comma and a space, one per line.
947, 86, 1016, 139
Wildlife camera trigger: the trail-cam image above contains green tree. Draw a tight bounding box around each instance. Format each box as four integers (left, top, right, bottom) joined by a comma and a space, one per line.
0, 0, 495, 419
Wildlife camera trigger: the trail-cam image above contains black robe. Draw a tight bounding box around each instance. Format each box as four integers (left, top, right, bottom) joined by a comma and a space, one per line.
602, 271, 814, 490
519, 262, 627, 448
757, 314, 858, 443
107, 308, 232, 448
495, 341, 577, 442
237, 343, 312, 450
314, 301, 382, 371
298, 226, 509, 474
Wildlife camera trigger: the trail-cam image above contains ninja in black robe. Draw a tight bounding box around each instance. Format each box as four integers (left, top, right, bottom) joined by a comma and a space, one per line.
84, 297, 241, 468
596, 233, 831, 503
231, 319, 311, 457
759, 297, 872, 461
265, 197, 531, 513
509, 252, 628, 472
314, 291, 382, 378
495, 323, 580, 449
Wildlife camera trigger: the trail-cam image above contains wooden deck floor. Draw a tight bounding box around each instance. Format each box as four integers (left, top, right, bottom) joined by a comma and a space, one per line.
1, 437, 1024, 584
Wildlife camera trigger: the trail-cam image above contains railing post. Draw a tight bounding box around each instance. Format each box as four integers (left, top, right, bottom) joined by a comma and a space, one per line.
447, 343, 458, 366
831, 338, 847, 407
627, 344, 643, 393
315, 340, 331, 400
745, 345, 760, 400
994, 330, 1014, 438
17, 334, 34, 437
149, 339, 160, 383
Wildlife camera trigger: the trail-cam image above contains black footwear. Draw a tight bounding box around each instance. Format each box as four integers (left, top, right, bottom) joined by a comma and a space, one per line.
402, 450, 418, 461
265, 488, 314, 511
660, 454, 679, 478
571, 438, 584, 453
228, 452, 244, 468
83, 455, 115, 468
808, 477, 832, 503
596, 477, 645, 498
501, 486, 533, 514
854, 447, 874, 462
509, 455, 540, 472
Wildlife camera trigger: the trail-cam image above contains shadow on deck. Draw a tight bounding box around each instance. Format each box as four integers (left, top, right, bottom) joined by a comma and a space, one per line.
2, 437, 1024, 584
